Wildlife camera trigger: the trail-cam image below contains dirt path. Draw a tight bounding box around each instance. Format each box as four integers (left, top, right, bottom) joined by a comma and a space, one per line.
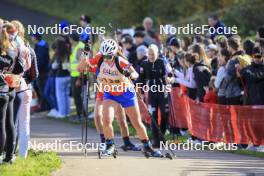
30, 113, 264, 176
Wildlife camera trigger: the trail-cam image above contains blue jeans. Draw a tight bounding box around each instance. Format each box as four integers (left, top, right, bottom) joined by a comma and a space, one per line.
55, 76, 71, 116
45, 76, 57, 110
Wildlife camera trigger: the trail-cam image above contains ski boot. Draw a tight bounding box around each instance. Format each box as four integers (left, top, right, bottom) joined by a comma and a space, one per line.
98, 143, 118, 159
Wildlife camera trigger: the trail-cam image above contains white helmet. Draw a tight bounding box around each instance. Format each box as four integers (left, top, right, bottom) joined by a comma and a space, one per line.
100, 39, 118, 56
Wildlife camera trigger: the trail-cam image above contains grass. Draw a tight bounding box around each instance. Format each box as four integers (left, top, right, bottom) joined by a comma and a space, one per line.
0, 150, 61, 176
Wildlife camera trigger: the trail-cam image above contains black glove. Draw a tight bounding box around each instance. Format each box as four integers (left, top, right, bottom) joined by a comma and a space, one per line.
123, 70, 131, 77
84, 42, 91, 52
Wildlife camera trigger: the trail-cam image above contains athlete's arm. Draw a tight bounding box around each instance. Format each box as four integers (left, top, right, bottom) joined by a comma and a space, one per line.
128, 66, 139, 80
78, 52, 101, 72
119, 57, 139, 80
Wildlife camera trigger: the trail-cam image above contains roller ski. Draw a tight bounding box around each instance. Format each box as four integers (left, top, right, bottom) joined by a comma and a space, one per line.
98, 143, 118, 159
142, 143, 173, 160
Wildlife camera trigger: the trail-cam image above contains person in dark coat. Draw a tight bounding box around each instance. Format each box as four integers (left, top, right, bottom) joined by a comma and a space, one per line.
238, 47, 264, 105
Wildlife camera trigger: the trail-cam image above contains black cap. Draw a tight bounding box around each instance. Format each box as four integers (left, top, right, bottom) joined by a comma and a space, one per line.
121, 35, 133, 44
133, 31, 145, 38
168, 37, 180, 48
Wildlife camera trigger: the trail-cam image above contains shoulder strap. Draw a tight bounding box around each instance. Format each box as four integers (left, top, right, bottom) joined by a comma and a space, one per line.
114, 56, 124, 74
97, 56, 126, 75
97, 56, 104, 70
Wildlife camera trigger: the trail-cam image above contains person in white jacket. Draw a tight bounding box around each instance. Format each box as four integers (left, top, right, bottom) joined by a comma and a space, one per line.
12, 20, 32, 158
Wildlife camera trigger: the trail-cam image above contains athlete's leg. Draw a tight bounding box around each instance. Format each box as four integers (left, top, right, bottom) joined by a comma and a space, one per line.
102, 99, 117, 139
94, 100, 105, 142
115, 104, 129, 137
124, 100, 148, 140
115, 104, 141, 151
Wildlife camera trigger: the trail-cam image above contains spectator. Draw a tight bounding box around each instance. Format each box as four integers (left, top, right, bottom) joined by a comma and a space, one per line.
1, 22, 25, 163
204, 77, 217, 104
203, 38, 213, 47
238, 47, 264, 105
53, 37, 71, 118
138, 44, 172, 148
259, 38, 264, 54
206, 44, 218, 76
208, 13, 231, 40
214, 35, 228, 50
11, 20, 33, 159
135, 45, 148, 74
133, 31, 148, 47
175, 53, 197, 100
45, 43, 58, 117
69, 33, 84, 120
168, 37, 182, 72
214, 48, 231, 104
181, 36, 192, 51
142, 17, 160, 45
224, 38, 244, 105
30, 32, 49, 111
243, 39, 255, 57
121, 35, 137, 68
191, 44, 211, 102
79, 14, 91, 43
256, 25, 264, 40
193, 35, 204, 44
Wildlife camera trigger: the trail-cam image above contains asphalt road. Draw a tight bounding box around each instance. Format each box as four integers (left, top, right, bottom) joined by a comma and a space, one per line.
30, 113, 264, 176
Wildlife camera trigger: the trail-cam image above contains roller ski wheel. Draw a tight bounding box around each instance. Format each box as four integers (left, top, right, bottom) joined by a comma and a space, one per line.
113, 149, 118, 158
98, 148, 102, 159
121, 144, 141, 151
143, 146, 173, 160
98, 144, 118, 159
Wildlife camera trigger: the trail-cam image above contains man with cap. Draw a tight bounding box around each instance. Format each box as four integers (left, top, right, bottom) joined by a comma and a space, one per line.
167, 37, 183, 72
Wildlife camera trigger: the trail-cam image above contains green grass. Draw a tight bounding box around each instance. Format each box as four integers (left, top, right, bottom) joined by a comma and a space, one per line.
0, 150, 61, 176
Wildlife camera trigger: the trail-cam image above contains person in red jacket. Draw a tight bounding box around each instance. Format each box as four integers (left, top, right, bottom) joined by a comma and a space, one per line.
204, 77, 217, 104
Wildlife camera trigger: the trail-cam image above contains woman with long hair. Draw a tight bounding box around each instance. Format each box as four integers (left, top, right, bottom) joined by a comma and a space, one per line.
53, 37, 71, 118
0, 22, 25, 163
11, 20, 34, 158
191, 44, 210, 66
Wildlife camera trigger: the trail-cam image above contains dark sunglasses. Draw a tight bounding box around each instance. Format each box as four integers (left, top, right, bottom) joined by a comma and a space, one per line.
103, 55, 113, 60
253, 54, 262, 59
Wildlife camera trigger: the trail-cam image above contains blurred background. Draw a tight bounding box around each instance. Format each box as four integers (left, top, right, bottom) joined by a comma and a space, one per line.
1, 0, 264, 38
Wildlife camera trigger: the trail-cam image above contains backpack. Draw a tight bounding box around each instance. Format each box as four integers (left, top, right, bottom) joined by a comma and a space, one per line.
24, 48, 39, 84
